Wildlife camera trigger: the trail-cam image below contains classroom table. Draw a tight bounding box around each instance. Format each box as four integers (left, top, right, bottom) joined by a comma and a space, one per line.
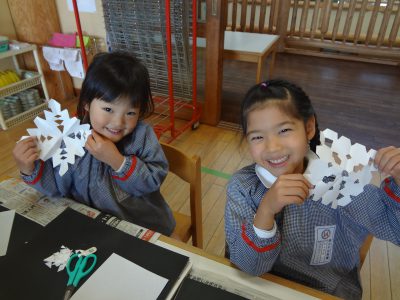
197, 31, 280, 83
158, 236, 340, 300
0, 178, 340, 299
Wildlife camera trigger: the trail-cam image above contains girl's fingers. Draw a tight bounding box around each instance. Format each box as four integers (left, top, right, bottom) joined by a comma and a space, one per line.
85, 140, 93, 152
280, 173, 313, 189
26, 152, 39, 162
280, 186, 309, 201
386, 160, 400, 179
377, 148, 400, 175
15, 139, 37, 157
375, 146, 396, 170
90, 130, 104, 142
22, 147, 38, 159
275, 176, 312, 196
280, 194, 306, 205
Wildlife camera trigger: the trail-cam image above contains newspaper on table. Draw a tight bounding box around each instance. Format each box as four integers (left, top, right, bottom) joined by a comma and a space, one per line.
0, 178, 160, 243
157, 241, 318, 300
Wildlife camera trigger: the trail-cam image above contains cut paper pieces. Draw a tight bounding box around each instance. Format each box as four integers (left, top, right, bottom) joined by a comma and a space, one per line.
304, 129, 377, 209
21, 99, 91, 176
44, 245, 73, 272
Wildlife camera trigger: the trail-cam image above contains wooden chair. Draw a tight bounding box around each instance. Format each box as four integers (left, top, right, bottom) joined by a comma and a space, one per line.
161, 142, 203, 248
360, 234, 373, 267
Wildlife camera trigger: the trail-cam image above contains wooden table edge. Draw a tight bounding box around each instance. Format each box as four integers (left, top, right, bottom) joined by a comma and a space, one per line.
159, 236, 341, 300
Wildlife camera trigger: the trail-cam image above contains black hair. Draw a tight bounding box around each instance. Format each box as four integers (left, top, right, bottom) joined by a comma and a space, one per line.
240, 79, 320, 152
77, 51, 154, 122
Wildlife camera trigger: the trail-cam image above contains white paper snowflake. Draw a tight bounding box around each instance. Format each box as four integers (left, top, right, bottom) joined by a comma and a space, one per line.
22, 99, 91, 176
304, 129, 377, 209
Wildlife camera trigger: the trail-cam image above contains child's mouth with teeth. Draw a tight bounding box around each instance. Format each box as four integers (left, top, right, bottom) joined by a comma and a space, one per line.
268, 155, 289, 166
107, 128, 121, 135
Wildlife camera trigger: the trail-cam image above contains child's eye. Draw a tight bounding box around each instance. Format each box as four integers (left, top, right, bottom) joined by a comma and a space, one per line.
248, 135, 263, 143
279, 128, 292, 134
127, 111, 137, 116
103, 107, 112, 112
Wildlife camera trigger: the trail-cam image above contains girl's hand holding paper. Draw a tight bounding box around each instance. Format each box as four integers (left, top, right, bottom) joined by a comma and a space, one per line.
375, 146, 400, 186
12, 136, 39, 176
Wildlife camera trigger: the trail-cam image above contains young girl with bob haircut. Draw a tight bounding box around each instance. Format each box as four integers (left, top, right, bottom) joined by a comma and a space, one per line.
225, 79, 400, 299
13, 52, 175, 236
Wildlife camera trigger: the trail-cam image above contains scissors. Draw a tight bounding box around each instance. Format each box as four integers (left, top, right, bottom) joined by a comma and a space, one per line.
63, 251, 97, 300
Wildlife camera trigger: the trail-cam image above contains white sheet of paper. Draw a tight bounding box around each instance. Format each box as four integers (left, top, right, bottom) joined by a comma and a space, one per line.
0, 210, 15, 256
67, 0, 96, 13
70, 253, 168, 300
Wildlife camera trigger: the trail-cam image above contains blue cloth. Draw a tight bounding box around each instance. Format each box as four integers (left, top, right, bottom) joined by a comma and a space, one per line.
225, 163, 400, 299
22, 121, 175, 236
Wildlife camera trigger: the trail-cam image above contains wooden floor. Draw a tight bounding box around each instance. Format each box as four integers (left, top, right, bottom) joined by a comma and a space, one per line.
1, 53, 399, 299
217, 52, 400, 150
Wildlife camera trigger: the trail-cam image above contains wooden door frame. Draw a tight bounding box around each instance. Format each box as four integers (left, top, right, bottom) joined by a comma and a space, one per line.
202, 0, 227, 125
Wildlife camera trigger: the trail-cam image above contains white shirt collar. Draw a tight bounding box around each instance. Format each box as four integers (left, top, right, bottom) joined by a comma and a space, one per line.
255, 150, 319, 188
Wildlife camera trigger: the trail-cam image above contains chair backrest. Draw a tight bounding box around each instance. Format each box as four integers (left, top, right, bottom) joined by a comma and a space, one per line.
161, 142, 203, 248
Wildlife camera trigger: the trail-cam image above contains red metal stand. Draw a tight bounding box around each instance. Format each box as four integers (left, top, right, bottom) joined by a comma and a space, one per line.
151, 0, 201, 143
71, 0, 88, 72
72, 0, 200, 143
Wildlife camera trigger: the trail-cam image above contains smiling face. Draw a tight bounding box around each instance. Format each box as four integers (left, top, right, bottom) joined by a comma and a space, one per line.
246, 102, 315, 177
85, 97, 140, 143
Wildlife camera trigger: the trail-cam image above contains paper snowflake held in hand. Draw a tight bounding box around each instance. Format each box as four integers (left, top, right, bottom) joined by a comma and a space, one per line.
304, 129, 377, 209
22, 99, 91, 176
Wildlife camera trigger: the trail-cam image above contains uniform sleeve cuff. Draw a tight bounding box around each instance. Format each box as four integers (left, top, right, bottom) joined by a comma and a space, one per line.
383, 177, 400, 203
253, 221, 277, 238
112, 156, 137, 181
114, 157, 127, 173
21, 160, 44, 185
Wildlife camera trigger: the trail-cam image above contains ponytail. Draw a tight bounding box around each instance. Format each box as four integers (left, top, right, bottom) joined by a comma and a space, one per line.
309, 114, 320, 153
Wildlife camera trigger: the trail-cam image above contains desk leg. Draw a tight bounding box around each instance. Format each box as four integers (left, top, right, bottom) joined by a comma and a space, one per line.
269, 49, 277, 79
256, 56, 263, 83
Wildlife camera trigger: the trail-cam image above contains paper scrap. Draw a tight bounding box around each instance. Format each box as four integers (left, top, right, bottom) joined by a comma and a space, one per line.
70, 253, 168, 300
43, 245, 73, 272
0, 210, 15, 256
304, 129, 377, 209
21, 99, 91, 176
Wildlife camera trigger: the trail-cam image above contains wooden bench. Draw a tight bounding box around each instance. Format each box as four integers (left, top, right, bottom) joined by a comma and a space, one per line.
198, 31, 280, 83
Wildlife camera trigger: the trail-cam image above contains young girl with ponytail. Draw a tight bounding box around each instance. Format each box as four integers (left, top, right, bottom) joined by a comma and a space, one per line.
225, 79, 400, 299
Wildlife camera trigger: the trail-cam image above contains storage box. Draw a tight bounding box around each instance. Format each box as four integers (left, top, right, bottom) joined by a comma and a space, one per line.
0, 36, 9, 52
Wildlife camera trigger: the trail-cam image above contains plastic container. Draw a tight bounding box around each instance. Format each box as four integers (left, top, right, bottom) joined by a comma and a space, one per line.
0, 36, 9, 52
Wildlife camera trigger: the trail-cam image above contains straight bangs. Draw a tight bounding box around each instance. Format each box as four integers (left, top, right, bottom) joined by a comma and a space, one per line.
80, 62, 153, 119
241, 87, 301, 135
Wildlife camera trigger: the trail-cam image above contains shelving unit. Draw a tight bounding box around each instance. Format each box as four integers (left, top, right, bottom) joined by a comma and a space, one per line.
101, 0, 201, 143
0, 44, 49, 130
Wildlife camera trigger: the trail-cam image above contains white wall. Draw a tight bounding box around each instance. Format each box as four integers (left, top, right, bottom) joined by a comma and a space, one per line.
55, 0, 107, 88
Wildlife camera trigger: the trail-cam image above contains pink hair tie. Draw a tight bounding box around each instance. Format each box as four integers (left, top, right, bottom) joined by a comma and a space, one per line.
260, 82, 268, 88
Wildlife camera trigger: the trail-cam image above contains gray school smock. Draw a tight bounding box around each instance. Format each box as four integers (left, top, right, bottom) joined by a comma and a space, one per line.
22, 121, 175, 236
225, 163, 400, 300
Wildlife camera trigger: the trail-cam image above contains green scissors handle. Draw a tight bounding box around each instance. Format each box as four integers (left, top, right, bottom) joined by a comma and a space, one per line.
66, 253, 97, 287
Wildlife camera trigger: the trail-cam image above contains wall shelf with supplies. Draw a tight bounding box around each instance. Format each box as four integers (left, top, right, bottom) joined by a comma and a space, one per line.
0, 43, 49, 130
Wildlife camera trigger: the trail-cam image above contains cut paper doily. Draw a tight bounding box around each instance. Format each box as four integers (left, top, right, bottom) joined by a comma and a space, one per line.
21, 99, 91, 176
304, 128, 377, 209
43, 245, 72, 272
43, 246, 97, 272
